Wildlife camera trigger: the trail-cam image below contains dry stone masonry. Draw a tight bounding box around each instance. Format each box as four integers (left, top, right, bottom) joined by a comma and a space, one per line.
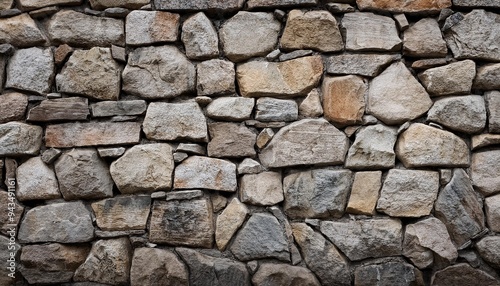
0, 0, 500, 285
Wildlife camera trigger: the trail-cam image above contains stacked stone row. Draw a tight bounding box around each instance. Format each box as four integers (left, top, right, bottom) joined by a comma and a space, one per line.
0, 0, 500, 285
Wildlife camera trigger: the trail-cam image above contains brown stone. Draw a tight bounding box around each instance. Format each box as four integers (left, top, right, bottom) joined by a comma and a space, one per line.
240, 172, 284, 206
322, 75, 366, 127
208, 123, 256, 158
472, 134, 500, 150
126, 11, 179, 45
92, 195, 151, 231
403, 18, 447, 57
0, 13, 46, 47
356, 0, 451, 13
0, 92, 28, 123
54, 44, 73, 65
216, 198, 249, 250
346, 171, 381, 215
27, 97, 89, 122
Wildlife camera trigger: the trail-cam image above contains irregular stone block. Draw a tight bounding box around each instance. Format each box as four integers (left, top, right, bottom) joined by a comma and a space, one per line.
208, 123, 256, 158
154, 0, 244, 11
322, 75, 366, 127
474, 63, 500, 90
472, 134, 500, 150
240, 172, 283, 206
403, 18, 447, 57
166, 190, 203, 201
431, 264, 499, 286
197, 59, 235, 96
237, 158, 264, 175
485, 194, 500, 232
357, 0, 451, 13
181, 12, 218, 60
471, 150, 500, 196
252, 263, 320, 286
299, 89, 323, 117
0, 92, 28, 123
206, 97, 254, 121
418, 60, 476, 96
28, 97, 89, 122
346, 171, 381, 215
247, 0, 317, 8
92, 195, 151, 231
486, 91, 500, 133
354, 259, 424, 286
91, 100, 146, 117
130, 248, 188, 286
326, 54, 399, 77
90, 0, 149, 9
126, 11, 179, 46
174, 156, 237, 192
476, 236, 500, 270
453, 0, 500, 7
16, 157, 60, 201
0, 13, 46, 47
0, 122, 42, 156
427, 95, 486, 134
255, 97, 298, 122
216, 198, 248, 250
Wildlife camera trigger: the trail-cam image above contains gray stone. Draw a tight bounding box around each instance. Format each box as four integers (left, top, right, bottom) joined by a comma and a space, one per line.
197, 59, 235, 96
247, 0, 317, 8
206, 97, 254, 121
216, 198, 248, 250
165, 190, 203, 201
176, 143, 206, 155
278, 49, 313, 61
326, 54, 399, 77
237, 158, 264, 174
0, 13, 46, 47
122, 46, 195, 99
292, 223, 350, 286
28, 97, 90, 122
130, 248, 188, 286
472, 134, 500, 150
0, 92, 28, 123
252, 263, 320, 286
126, 11, 179, 45
104, 7, 130, 18
91, 100, 146, 117
320, 218, 403, 261
211, 194, 227, 212
377, 169, 439, 217
345, 124, 397, 169
16, 157, 60, 201
174, 156, 237, 192
110, 143, 174, 193
231, 213, 289, 261
260, 119, 349, 168
240, 172, 283, 206
173, 152, 188, 163
143, 102, 207, 142
299, 89, 323, 117
431, 264, 500, 286
367, 62, 432, 125
485, 194, 500, 232
74, 238, 132, 285
326, 2, 355, 13
0, 122, 42, 156
256, 97, 298, 122
149, 197, 214, 248
394, 13, 409, 30
48, 10, 124, 47
453, 0, 500, 7
266, 49, 281, 61
6, 47, 53, 95
90, 0, 149, 9
220, 12, 280, 62
476, 236, 500, 269
154, 0, 244, 11
396, 123, 470, 168
354, 259, 424, 286
403, 18, 447, 57
474, 63, 500, 90
111, 44, 126, 62
177, 248, 249, 286
357, 0, 451, 13
208, 123, 256, 158
19, 201, 94, 243
55, 148, 113, 200
435, 169, 485, 247
0, 235, 19, 285
92, 195, 151, 231
428, 95, 486, 134
471, 150, 500, 196
342, 12, 401, 52
486, 91, 500, 133
418, 60, 476, 96
181, 12, 218, 60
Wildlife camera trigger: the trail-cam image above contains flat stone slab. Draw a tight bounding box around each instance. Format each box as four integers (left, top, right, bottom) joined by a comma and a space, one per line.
174, 156, 237, 192
27, 97, 89, 122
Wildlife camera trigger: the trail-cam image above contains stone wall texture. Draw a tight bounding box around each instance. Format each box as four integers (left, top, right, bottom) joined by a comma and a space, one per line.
0, 0, 500, 285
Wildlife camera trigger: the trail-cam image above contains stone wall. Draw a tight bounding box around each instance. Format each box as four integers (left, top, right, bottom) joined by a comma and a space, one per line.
0, 0, 500, 285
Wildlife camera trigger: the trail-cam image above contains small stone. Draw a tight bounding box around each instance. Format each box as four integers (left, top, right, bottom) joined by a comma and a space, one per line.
354, 259, 424, 286
197, 59, 235, 96
280, 10, 343, 52
208, 123, 256, 158
216, 198, 249, 250
274, 9, 286, 20
130, 248, 188, 286
485, 194, 500, 232
237, 56, 323, 98
211, 194, 227, 212
126, 11, 179, 46
54, 44, 73, 65
149, 197, 214, 248
28, 97, 90, 122
150, 191, 166, 199
0, 13, 46, 47
471, 150, 500, 196
90, 0, 149, 9
346, 171, 381, 215
165, 190, 203, 201
246, 120, 286, 128
342, 12, 401, 52
104, 7, 130, 18
240, 172, 283, 206
326, 2, 355, 13
0, 191, 23, 235
110, 45, 126, 62
442, 12, 464, 31
181, 12, 218, 60
247, 0, 317, 8
404, 18, 447, 57
299, 89, 323, 117
74, 238, 132, 285
0, 92, 28, 123
84, 8, 102, 16
357, 0, 451, 13
220, 12, 280, 62
474, 63, 500, 90
238, 158, 264, 174
327, 54, 399, 77
278, 49, 313, 61
431, 264, 500, 286
92, 195, 151, 231
393, 13, 409, 30
16, 157, 60, 201
19, 201, 94, 243
0, 122, 42, 156
91, 100, 146, 117
46, 92, 61, 99
173, 152, 188, 163
486, 91, 500, 133
176, 143, 206, 155
266, 49, 281, 61
256, 128, 274, 149
427, 95, 486, 134
110, 143, 174, 194
206, 97, 254, 121
195, 96, 212, 106
476, 236, 500, 270
322, 75, 366, 127
252, 263, 320, 286
418, 60, 476, 96
174, 156, 237, 192
0, 43, 14, 55
256, 97, 298, 122
411, 58, 450, 70
154, 0, 244, 11
143, 102, 207, 142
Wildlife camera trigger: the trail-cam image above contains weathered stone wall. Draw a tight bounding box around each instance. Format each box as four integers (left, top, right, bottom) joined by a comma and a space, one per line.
0, 0, 499, 285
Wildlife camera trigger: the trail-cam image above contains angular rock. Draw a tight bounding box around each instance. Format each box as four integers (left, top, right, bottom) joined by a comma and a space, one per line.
16, 157, 60, 201
0, 92, 28, 123
418, 60, 476, 96
280, 10, 343, 52
256, 128, 274, 149
6, 47, 53, 95
260, 119, 349, 167
231, 213, 289, 261
247, 0, 317, 8
367, 62, 432, 125
19, 201, 94, 243
91, 100, 146, 117
299, 89, 323, 117
237, 56, 323, 98
346, 171, 381, 215
435, 169, 485, 247
474, 63, 500, 90
452, 0, 500, 7
149, 197, 214, 248
486, 91, 500, 133
342, 12, 401, 52
126, 11, 179, 45
377, 169, 439, 217
284, 169, 352, 219
0, 13, 46, 47
143, 102, 207, 142
177, 248, 249, 286
354, 259, 424, 286
431, 264, 500, 286
176, 143, 206, 155
326, 54, 398, 77
472, 134, 500, 150
216, 198, 248, 250
486, 194, 500, 232
322, 75, 366, 126
292, 223, 351, 286
403, 18, 447, 57
90, 0, 149, 9
154, 0, 244, 11
253, 263, 320, 286
74, 238, 131, 285
197, 59, 235, 96
220, 12, 280, 62
206, 97, 254, 121
130, 248, 188, 286
240, 172, 283, 206
110, 143, 174, 193
345, 124, 397, 169
208, 123, 256, 158
255, 97, 298, 122
122, 46, 195, 99
279, 49, 312, 62
166, 190, 203, 201
0, 122, 42, 156
55, 148, 113, 200
92, 195, 151, 231
237, 158, 264, 174
28, 97, 89, 122
396, 123, 470, 167
357, 0, 451, 13
320, 218, 403, 261
174, 156, 236, 192
181, 12, 218, 60
476, 236, 500, 269
445, 9, 500, 61
471, 150, 500, 196
427, 95, 486, 134
411, 58, 450, 70
46, 122, 141, 147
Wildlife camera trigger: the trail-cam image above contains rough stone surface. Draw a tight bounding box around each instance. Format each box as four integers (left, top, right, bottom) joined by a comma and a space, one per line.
326, 54, 399, 77
166, 190, 203, 201
431, 264, 500, 286
470, 150, 500, 196
122, 46, 195, 99
486, 91, 500, 133
16, 157, 60, 201
346, 171, 381, 215
253, 263, 320, 286
247, 0, 316, 8
403, 18, 447, 57
472, 134, 500, 150
216, 198, 248, 250
240, 172, 283, 206
367, 62, 432, 125
474, 63, 500, 90
174, 156, 237, 192
418, 60, 476, 96
354, 259, 424, 286
256, 97, 298, 122
0, 235, 19, 285
0, 13, 46, 47
280, 10, 343, 52
0, 92, 28, 123
154, 0, 244, 11
55, 148, 114, 200
206, 97, 254, 121
181, 12, 218, 60
256, 128, 274, 149
299, 89, 323, 117
396, 123, 470, 168
0, 191, 23, 235
92, 195, 151, 231
91, 100, 146, 117
208, 123, 256, 158
485, 194, 500, 232
237, 56, 323, 98
322, 75, 366, 127
0, 0, 12, 10
0, 122, 42, 156
476, 236, 500, 269
130, 248, 188, 286
90, 0, 148, 9
237, 158, 264, 174
28, 97, 89, 122
110, 143, 174, 193
126, 11, 179, 45
320, 218, 403, 261
19, 201, 94, 243
197, 59, 235, 96
260, 119, 349, 168
357, 0, 451, 13
428, 95, 486, 134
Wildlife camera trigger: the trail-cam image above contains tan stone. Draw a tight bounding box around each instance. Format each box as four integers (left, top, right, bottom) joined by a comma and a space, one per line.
322, 75, 366, 127
472, 134, 500, 150
346, 171, 381, 215
0, 92, 28, 123
471, 150, 500, 196
216, 198, 249, 250
0, 13, 46, 47
126, 11, 179, 46
357, 0, 451, 13
92, 195, 151, 231
253, 263, 321, 286
299, 89, 323, 117
403, 18, 447, 57
418, 60, 476, 97
256, 128, 274, 149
